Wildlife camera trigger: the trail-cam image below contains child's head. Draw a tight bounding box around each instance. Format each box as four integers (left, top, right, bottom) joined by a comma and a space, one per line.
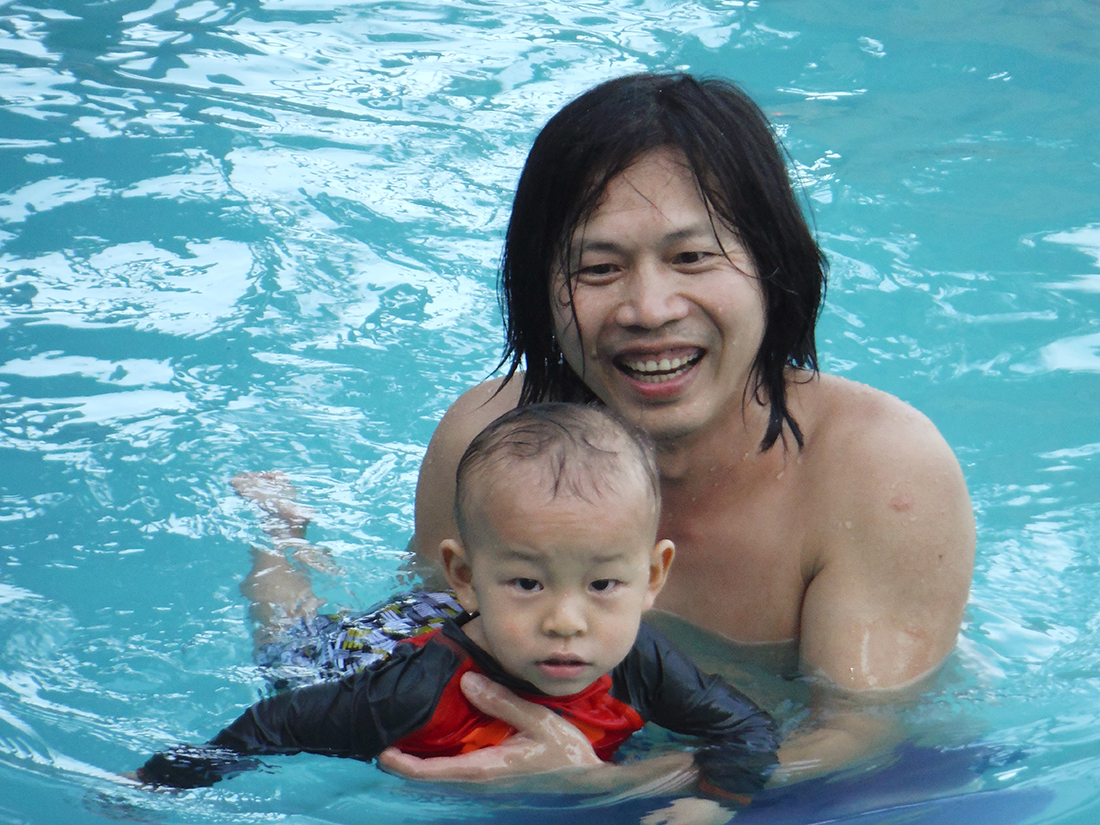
440, 402, 674, 696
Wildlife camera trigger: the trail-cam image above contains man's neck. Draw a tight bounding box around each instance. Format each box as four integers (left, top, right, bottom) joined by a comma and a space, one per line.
654, 397, 773, 484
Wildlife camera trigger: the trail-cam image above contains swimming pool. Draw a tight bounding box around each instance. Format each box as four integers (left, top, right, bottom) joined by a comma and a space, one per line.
1, 0, 1098, 822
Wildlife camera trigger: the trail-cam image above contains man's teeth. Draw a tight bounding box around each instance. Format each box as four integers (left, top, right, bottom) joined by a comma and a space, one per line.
624, 356, 689, 372
622, 355, 696, 383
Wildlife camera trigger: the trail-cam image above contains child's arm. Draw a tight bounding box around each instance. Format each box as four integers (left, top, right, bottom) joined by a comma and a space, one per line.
136, 676, 383, 788
135, 745, 260, 789
617, 624, 781, 801
137, 642, 454, 789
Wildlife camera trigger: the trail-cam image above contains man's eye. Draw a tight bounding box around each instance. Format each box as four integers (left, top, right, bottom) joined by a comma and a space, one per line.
673, 251, 708, 265
576, 262, 618, 281
590, 579, 620, 593
510, 578, 542, 592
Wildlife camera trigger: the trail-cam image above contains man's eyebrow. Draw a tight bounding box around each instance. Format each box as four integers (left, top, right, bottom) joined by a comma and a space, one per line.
575, 239, 624, 254
661, 223, 719, 242
575, 224, 719, 253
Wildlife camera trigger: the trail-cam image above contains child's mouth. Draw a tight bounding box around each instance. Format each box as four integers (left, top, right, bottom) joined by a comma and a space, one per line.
537, 657, 589, 680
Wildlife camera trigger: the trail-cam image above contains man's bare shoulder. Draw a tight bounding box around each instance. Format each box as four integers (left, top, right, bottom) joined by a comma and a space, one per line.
797, 373, 957, 479
793, 371, 974, 575
412, 377, 522, 569
431, 376, 524, 451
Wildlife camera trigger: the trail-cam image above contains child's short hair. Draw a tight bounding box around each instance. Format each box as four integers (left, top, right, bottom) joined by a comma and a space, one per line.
453, 402, 660, 544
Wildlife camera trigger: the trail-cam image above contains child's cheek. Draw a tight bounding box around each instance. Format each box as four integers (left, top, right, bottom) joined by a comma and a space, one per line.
498, 616, 529, 647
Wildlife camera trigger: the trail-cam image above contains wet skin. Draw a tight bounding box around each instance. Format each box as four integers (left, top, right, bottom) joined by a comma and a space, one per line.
552, 147, 766, 450
406, 148, 974, 782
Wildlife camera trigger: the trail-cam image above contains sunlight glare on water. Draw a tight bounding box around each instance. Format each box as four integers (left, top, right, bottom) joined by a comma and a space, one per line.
1, 0, 1099, 823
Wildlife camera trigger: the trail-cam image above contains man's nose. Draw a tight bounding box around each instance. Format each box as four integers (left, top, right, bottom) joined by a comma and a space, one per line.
542, 594, 587, 637
613, 260, 689, 330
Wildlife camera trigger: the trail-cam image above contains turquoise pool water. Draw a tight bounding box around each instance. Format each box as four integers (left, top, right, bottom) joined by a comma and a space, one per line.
1, 1, 1099, 822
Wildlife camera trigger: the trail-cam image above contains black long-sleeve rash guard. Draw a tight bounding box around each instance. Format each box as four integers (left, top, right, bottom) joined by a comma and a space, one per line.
138, 618, 779, 796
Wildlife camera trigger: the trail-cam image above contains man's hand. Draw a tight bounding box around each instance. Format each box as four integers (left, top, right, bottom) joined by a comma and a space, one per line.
379, 671, 698, 795
641, 798, 731, 825
377, 671, 602, 783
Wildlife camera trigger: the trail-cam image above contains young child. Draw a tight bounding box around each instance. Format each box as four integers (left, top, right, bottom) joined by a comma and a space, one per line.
136, 403, 779, 797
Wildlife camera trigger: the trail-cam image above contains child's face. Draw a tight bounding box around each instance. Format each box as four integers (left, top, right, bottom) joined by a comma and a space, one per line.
441, 467, 673, 696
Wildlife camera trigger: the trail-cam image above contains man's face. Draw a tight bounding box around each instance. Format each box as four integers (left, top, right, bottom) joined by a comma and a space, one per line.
551, 148, 766, 447
445, 466, 672, 696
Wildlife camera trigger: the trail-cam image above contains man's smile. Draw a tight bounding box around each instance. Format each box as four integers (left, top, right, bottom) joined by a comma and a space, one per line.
617, 348, 704, 383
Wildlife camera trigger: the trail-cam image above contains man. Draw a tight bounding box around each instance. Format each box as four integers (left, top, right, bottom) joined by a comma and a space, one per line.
387, 73, 974, 784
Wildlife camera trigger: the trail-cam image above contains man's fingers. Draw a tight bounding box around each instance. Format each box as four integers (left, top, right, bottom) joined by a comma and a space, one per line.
378, 747, 461, 780
459, 673, 601, 764
377, 747, 419, 777
378, 674, 602, 784
379, 747, 436, 779
459, 672, 558, 732
378, 745, 509, 782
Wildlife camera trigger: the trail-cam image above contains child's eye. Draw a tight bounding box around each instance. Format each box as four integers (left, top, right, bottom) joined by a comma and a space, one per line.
590, 579, 621, 593
509, 578, 542, 592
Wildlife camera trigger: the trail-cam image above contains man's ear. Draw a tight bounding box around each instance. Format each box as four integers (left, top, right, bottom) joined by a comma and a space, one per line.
642, 539, 675, 610
440, 539, 478, 614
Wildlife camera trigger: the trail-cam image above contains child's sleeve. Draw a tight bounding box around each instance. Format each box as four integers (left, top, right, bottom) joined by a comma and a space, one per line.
614, 624, 781, 800
136, 641, 455, 788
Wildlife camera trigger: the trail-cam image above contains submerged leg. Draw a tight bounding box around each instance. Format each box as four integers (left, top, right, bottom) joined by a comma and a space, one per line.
232, 471, 338, 648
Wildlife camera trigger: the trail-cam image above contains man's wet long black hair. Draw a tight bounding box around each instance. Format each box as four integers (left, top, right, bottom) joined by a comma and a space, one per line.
498, 73, 827, 450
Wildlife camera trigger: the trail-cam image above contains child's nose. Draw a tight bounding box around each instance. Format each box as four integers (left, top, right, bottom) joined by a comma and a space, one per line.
542, 595, 587, 637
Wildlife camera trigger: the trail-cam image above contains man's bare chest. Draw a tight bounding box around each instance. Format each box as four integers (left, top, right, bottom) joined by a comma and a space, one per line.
654, 480, 813, 642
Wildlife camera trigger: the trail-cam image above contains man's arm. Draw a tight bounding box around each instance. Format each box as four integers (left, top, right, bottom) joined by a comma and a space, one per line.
798, 393, 975, 690
772, 392, 975, 780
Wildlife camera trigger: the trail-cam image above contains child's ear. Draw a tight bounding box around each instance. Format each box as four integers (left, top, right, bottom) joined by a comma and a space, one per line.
440, 539, 479, 614
643, 539, 675, 610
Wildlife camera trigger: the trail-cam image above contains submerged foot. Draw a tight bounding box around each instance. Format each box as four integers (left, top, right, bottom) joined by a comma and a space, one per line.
231, 471, 314, 534
231, 471, 340, 575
